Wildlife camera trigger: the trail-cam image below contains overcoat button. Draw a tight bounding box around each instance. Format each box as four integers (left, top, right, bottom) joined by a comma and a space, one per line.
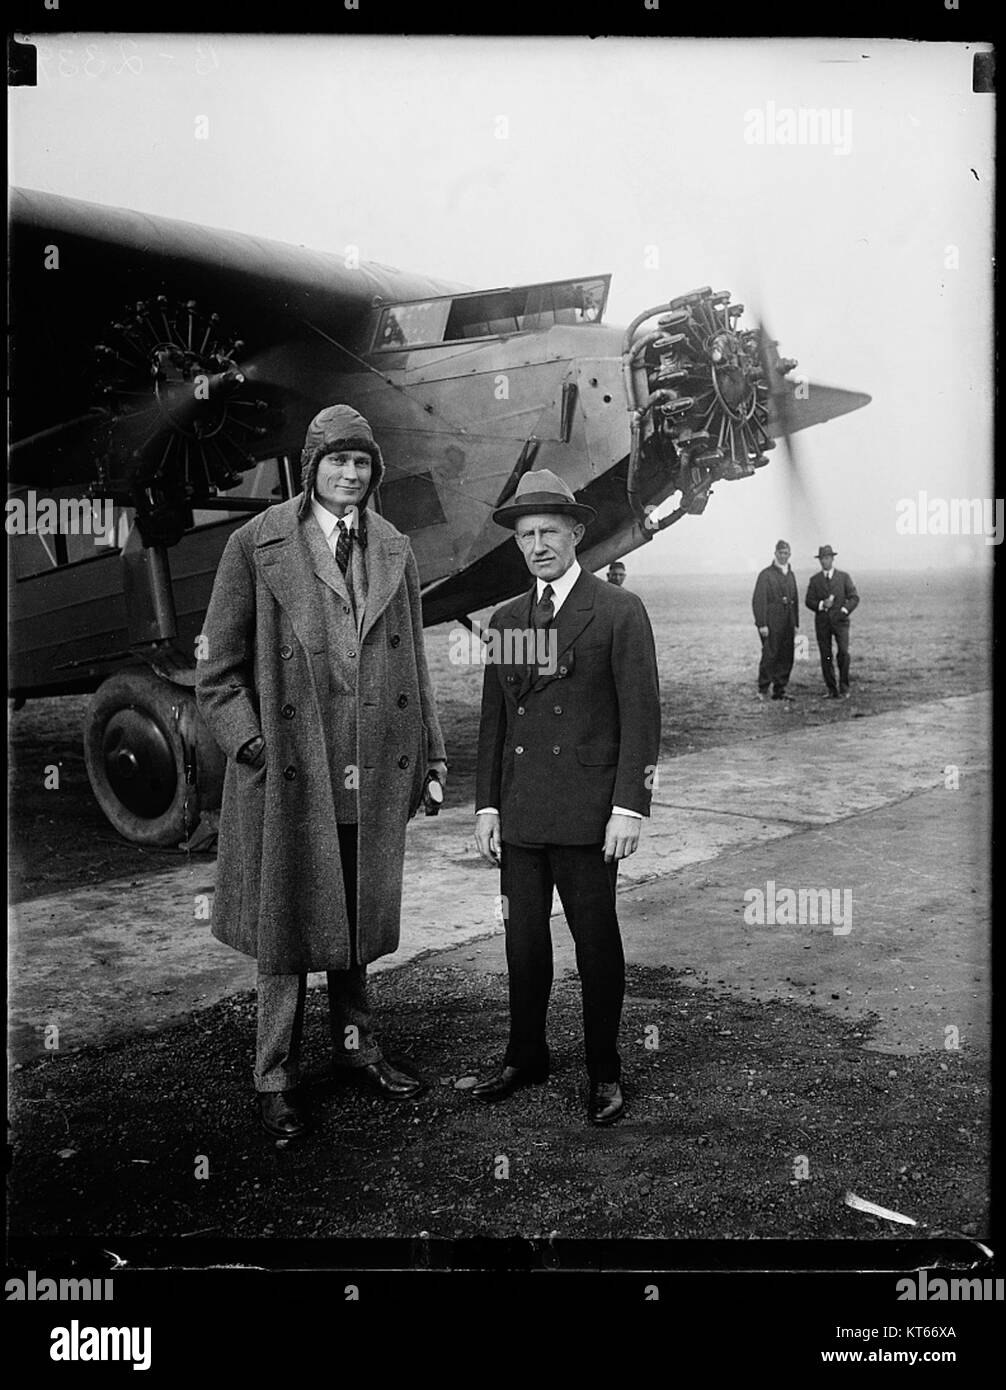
553, 705, 562, 714
506, 675, 518, 684
280, 644, 293, 659
348, 650, 357, 659
343, 605, 351, 615
552, 745, 561, 754
283, 765, 297, 780
517, 706, 525, 715
515, 746, 524, 754
398, 755, 410, 769
558, 665, 568, 676
281, 704, 296, 719
397, 694, 408, 708
390, 635, 401, 648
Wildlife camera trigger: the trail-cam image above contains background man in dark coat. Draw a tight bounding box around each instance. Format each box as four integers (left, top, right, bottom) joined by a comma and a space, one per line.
752, 539, 799, 701
472, 469, 661, 1126
196, 405, 447, 1140
805, 544, 860, 699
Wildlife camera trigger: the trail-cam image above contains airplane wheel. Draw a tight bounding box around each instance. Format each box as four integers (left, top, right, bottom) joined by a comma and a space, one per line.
83, 667, 224, 847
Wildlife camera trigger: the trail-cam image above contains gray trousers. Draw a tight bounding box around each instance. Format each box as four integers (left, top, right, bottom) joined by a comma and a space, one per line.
254, 967, 382, 1092
254, 823, 382, 1092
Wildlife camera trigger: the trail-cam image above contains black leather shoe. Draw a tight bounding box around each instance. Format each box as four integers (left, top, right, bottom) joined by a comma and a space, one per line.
588, 1080, 625, 1126
470, 1062, 549, 1102
259, 1090, 309, 1140
340, 1058, 426, 1099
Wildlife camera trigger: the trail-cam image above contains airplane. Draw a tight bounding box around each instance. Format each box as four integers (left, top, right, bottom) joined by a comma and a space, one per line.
7, 187, 870, 847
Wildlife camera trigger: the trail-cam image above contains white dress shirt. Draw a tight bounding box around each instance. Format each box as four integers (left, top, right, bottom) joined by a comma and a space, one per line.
310, 496, 358, 555
477, 559, 641, 821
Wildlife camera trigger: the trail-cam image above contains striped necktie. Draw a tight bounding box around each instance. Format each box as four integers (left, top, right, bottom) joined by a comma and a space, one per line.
335, 519, 352, 576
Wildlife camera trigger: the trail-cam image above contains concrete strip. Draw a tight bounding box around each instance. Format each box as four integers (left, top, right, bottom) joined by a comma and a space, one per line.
652, 693, 989, 824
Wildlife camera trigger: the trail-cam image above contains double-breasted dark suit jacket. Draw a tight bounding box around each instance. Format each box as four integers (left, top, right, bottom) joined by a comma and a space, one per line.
475, 569, 661, 847
805, 569, 860, 631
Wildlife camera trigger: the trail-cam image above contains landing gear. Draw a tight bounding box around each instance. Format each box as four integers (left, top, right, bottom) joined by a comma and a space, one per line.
83, 666, 225, 847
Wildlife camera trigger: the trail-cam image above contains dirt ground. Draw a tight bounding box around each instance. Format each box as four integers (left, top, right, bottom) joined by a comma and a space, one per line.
7, 961, 988, 1241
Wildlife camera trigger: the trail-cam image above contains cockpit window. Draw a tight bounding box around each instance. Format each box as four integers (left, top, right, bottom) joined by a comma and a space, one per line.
372, 276, 609, 351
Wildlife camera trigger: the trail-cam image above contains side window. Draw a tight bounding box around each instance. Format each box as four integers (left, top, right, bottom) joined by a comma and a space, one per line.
191, 458, 285, 528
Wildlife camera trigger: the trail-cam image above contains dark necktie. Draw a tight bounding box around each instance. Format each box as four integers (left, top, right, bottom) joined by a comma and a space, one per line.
534, 583, 555, 628
335, 520, 352, 576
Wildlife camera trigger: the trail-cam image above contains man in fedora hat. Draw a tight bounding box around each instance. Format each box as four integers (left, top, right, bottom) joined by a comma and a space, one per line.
805, 545, 860, 699
197, 404, 447, 1140
752, 539, 800, 701
471, 469, 661, 1125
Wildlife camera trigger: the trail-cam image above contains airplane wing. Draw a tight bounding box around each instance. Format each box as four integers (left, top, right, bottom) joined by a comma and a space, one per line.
9, 187, 465, 479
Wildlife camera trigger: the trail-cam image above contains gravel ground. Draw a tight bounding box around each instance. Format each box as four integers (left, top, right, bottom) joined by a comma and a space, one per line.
9, 961, 988, 1241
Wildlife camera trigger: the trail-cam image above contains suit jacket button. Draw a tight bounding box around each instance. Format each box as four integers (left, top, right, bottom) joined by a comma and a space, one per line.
390, 635, 401, 647
517, 706, 525, 715
397, 694, 408, 708
279, 644, 293, 659
515, 746, 524, 754
552, 745, 561, 754
343, 605, 351, 615
348, 650, 357, 659
398, 754, 410, 769
558, 666, 567, 676
281, 704, 296, 719
553, 705, 562, 714
507, 675, 518, 684
283, 765, 297, 780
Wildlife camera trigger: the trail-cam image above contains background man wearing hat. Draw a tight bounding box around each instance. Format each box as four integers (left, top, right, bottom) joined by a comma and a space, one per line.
805, 545, 860, 699
197, 405, 447, 1140
752, 539, 800, 702
472, 469, 661, 1125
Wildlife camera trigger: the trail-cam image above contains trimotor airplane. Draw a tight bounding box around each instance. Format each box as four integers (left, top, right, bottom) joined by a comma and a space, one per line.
8, 187, 870, 846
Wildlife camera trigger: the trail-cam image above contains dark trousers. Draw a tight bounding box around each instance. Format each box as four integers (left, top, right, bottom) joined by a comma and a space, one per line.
500, 841, 623, 1083
757, 623, 796, 694
254, 824, 382, 1093
815, 618, 851, 693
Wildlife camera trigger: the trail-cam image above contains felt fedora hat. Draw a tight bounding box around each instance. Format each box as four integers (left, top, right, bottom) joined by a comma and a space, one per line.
491, 468, 596, 529
814, 544, 837, 558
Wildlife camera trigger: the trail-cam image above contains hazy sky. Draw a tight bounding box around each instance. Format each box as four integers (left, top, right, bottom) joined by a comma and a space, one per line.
10, 35, 995, 572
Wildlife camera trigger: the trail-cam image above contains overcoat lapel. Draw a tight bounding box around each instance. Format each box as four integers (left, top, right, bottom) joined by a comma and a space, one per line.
360, 526, 409, 643
251, 500, 327, 658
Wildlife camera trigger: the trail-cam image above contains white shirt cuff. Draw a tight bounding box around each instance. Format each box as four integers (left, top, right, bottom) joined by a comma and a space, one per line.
612, 806, 642, 819
475, 807, 499, 816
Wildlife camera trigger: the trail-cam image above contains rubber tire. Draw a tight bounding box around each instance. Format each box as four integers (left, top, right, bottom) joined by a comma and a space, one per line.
83, 667, 220, 847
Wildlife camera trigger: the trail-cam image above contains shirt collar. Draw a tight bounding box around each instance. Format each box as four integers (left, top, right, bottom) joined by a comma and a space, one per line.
773, 560, 790, 572
311, 495, 358, 538
537, 560, 581, 606
823, 568, 834, 579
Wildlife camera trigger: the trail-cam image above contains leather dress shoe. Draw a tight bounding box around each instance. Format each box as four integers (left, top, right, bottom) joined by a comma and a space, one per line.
259, 1090, 309, 1140
340, 1058, 426, 1099
588, 1080, 625, 1126
470, 1062, 549, 1102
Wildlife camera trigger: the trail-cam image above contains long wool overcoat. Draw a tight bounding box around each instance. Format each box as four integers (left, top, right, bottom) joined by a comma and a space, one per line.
195, 495, 446, 974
